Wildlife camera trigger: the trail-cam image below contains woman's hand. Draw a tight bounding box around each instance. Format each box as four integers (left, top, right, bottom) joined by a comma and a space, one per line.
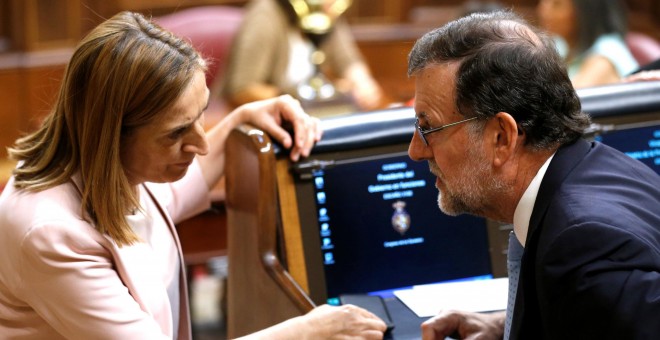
236, 304, 387, 340
236, 95, 322, 161
421, 310, 505, 340
622, 70, 660, 83
299, 304, 388, 339
199, 95, 322, 189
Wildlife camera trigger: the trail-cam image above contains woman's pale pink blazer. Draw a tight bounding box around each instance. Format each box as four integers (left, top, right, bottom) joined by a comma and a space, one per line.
0, 161, 211, 339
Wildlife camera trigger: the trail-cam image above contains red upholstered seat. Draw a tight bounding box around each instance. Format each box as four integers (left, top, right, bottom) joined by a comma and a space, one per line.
625, 32, 660, 67
155, 6, 244, 87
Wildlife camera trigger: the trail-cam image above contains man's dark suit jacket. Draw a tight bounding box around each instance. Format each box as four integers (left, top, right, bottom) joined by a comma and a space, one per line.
509, 139, 660, 339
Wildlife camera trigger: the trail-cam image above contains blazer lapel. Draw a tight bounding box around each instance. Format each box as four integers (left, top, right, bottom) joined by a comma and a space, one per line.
143, 184, 192, 340
70, 175, 165, 320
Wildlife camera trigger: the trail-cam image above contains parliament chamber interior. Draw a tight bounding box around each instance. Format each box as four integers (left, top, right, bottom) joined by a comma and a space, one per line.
1, 1, 659, 339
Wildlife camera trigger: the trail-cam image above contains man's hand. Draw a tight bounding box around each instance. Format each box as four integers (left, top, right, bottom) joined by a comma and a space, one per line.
421, 310, 505, 340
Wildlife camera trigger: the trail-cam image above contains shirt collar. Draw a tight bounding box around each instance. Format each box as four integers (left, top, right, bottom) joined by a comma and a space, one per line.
513, 153, 555, 247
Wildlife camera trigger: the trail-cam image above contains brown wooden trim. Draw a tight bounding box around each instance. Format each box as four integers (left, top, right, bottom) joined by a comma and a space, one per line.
275, 157, 309, 293
0, 48, 72, 70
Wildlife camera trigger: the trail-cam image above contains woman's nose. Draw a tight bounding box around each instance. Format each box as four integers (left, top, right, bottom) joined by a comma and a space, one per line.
184, 122, 209, 155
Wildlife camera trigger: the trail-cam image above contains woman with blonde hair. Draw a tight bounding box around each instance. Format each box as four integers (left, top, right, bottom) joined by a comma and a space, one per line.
0, 11, 386, 339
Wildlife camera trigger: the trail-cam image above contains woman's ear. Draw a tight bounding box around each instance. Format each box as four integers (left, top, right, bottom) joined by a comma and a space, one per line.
486, 112, 521, 168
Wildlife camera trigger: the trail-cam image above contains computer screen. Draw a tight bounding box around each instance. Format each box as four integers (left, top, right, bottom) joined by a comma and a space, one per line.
293, 149, 494, 305
594, 120, 660, 174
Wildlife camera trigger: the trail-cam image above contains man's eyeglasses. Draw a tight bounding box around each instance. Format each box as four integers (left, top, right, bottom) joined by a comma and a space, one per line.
415, 116, 479, 146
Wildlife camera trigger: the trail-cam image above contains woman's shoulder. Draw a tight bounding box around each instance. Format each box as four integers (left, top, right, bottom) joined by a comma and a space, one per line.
0, 178, 109, 277
591, 33, 628, 51
0, 178, 88, 240
589, 33, 639, 76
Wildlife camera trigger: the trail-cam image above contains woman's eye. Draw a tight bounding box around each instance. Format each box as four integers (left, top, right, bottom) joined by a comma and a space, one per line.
169, 128, 186, 140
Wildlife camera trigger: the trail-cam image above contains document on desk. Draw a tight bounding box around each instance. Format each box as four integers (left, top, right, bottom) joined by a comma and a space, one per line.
393, 277, 509, 317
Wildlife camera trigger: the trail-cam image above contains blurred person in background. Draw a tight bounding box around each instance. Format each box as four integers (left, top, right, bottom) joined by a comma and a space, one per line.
537, 0, 638, 88
215, 0, 384, 112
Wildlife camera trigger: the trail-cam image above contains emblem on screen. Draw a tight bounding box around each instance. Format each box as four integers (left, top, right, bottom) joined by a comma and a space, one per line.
391, 200, 411, 235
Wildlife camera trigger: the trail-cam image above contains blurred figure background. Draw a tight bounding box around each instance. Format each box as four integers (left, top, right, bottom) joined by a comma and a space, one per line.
460, 0, 505, 17
537, 0, 638, 88
214, 0, 384, 114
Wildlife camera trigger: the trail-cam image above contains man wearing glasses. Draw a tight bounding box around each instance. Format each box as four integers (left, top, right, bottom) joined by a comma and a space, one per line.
407, 11, 660, 340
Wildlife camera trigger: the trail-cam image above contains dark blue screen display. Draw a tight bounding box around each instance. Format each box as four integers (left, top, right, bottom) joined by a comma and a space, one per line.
309, 153, 493, 304
595, 122, 660, 174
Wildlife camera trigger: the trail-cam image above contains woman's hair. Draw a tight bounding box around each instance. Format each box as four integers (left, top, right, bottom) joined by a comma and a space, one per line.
8, 11, 206, 246
408, 10, 590, 151
573, 0, 628, 55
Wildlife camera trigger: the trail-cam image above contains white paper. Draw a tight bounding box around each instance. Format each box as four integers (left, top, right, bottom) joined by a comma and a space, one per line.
393, 277, 509, 317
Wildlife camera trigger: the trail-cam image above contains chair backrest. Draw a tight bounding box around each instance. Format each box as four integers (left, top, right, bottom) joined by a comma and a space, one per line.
625, 31, 660, 67
225, 125, 314, 338
155, 6, 244, 87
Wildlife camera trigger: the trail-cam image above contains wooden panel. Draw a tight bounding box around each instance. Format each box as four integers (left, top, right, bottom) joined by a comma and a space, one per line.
0, 1, 10, 52
627, 4, 660, 41
0, 69, 22, 158
9, 0, 81, 51
21, 65, 64, 131
276, 158, 309, 292
357, 37, 417, 104
0, 51, 69, 187
0, 49, 68, 159
100, 0, 246, 17
346, 0, 408, 23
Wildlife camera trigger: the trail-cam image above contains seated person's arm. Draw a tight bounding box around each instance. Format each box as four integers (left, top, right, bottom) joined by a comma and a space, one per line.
322, 18, 385, 111
572, 55, 623, 88
336, 62, 385, 111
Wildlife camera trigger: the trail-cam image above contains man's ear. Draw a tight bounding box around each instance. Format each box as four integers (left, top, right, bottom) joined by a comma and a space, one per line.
486, 112, 521, 167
